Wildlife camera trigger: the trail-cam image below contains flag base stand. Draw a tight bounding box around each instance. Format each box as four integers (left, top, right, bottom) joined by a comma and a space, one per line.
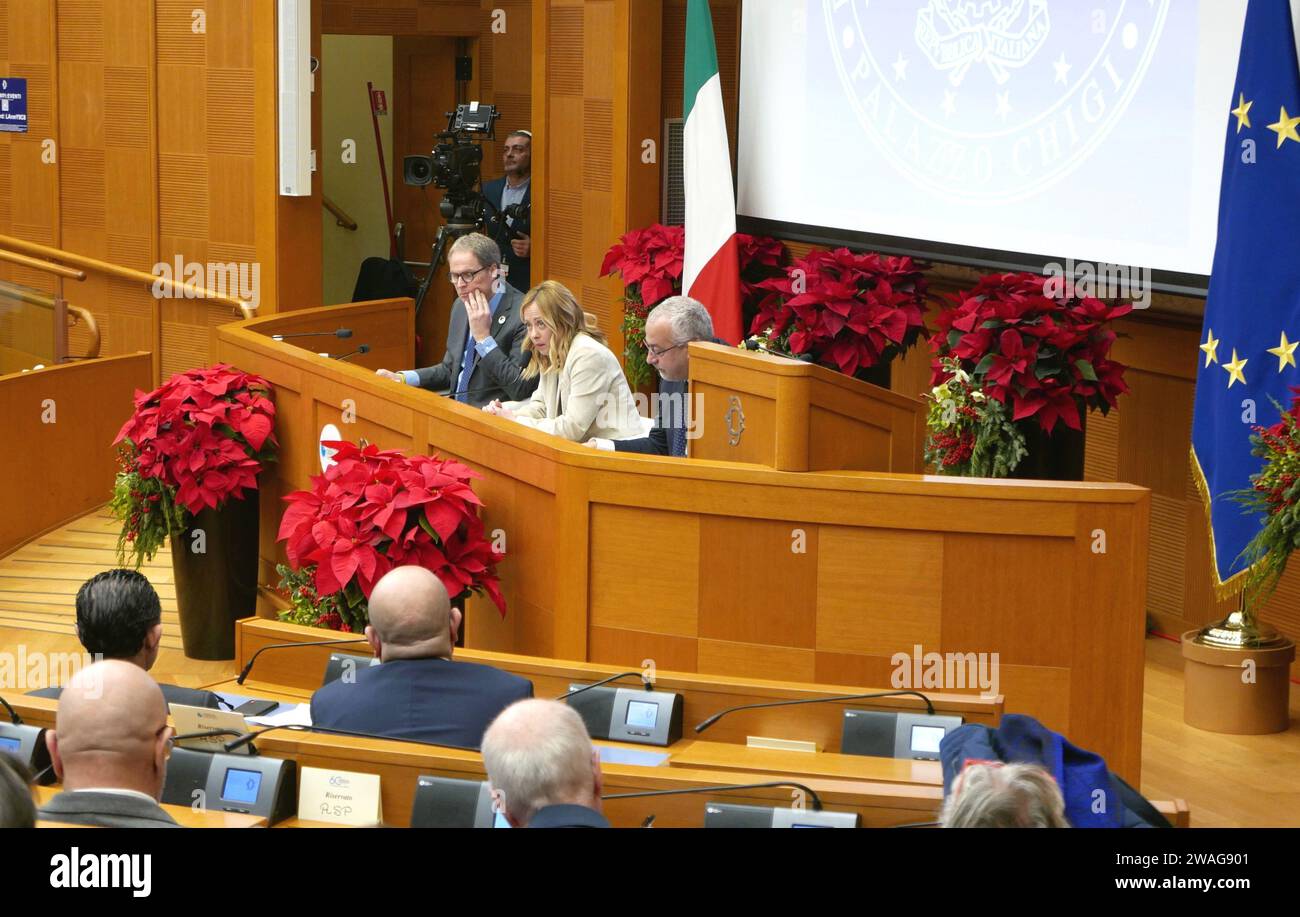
1181, 626, 1294, 735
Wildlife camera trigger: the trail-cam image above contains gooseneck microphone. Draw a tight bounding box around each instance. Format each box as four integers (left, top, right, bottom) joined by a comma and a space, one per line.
236, 637, 370, 685
0, 694, 21, 725
693, 690, 936, 734
272, 328, 353, 342
556, 671, 652, 701
603, 781, 824, 811
334, 344, 371, 362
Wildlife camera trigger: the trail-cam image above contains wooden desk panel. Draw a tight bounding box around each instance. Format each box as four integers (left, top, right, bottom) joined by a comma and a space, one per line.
33, 785, 266, 828
218, 301, 1150, 782
230, 617, 1003, 754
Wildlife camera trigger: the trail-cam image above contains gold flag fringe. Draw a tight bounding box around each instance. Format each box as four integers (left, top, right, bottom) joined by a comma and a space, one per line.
1189, 445, 1251, 602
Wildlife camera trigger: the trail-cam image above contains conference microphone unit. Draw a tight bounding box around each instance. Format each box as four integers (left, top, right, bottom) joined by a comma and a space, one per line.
693, 690, 936, 735
236, 637, 370, 685
560, 674, 683, 746
0, 696, 52, 782
272, 328, 353, 342
333, 344, 372, 362
162, 745, 298, 824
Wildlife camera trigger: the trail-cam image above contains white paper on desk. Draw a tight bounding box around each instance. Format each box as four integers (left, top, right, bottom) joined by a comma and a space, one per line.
245, 703, 312, 728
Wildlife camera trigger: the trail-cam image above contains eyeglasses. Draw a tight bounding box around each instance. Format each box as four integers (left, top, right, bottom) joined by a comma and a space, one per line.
646, 341, 687, 358
449, 267, 488, 286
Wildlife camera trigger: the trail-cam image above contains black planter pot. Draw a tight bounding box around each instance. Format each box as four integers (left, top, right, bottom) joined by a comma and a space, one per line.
170, 492, 260, 660
1010, 415, 1087, 481
854, 361, 892, 390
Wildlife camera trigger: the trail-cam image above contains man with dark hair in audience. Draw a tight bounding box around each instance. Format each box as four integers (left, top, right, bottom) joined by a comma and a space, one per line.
310, 566, 533, 749
39, 660, 179, 828
482, 699, 609, 828
29, 569, 223, 710
0, 754, 36, 828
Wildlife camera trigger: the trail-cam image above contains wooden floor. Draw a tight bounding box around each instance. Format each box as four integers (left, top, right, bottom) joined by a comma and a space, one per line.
1, 509, 1297, 826
0, 508, 233, 687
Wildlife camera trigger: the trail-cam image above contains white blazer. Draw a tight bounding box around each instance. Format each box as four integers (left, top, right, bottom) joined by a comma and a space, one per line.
503, 333, 645, 442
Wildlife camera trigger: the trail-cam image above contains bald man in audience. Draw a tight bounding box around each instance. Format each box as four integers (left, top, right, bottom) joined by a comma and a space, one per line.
38, 660, 179, 828
482, 699, 610, 828
310, 566, 533, 749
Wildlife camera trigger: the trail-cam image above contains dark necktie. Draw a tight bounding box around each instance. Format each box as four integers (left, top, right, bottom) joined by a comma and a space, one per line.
668, 423, 687, 458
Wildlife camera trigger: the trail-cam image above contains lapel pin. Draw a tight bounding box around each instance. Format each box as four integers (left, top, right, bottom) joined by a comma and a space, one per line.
498, 315, 506, 325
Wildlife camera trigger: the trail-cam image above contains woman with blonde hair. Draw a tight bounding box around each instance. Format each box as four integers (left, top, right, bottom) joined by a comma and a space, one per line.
484, 281, 645, 442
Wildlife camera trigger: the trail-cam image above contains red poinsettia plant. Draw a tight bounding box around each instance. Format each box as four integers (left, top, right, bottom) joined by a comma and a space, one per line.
600, 223, 685, 387
111, 364, 277, 568
737, 233, 786, 327
275, 441, 505, 632
750, 247, 930, 377
929, 272, 1131, 435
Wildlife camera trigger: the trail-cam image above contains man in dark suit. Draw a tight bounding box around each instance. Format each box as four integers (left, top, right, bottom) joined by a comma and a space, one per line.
310, 566, 533, 749
586, 296, 717, 457
481, 129, 532, 290
28, 569, 224, 711
375, 233, 537, 408
39, 660, 180, 828
482, 699, 610, 828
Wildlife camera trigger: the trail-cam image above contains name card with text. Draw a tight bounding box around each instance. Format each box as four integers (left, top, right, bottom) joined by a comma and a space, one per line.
298, 766, 382, 826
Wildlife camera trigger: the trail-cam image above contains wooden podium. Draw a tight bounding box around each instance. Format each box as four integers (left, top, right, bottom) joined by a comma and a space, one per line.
687, 343, 926, 473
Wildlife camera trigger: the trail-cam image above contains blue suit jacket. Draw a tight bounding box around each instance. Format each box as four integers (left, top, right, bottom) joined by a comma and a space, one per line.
309, 656, 533, 750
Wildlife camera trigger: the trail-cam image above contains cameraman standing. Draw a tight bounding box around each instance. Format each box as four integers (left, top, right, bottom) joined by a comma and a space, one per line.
482, 130, 532, 291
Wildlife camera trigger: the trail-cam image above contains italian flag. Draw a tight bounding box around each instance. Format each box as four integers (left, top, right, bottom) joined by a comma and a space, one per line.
682, 0, 742, 343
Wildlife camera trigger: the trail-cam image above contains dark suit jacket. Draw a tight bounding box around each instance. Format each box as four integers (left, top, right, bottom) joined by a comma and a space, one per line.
39, 790, 180, 828
614, 377, 688, 456
482, 176, 531, 290
529, 804, 610, 828
414, 282, 537, 407
29, 682, 224, 711
309, 656, 534, 750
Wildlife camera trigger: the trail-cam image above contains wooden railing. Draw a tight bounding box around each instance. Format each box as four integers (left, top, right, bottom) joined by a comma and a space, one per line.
323, 195, 358, 231
0, 234, 257, 320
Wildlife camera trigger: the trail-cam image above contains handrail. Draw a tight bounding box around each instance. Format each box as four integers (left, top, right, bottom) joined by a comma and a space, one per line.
66, 304, 101, 359
322, 195, 358, 231
0, 233, 257, 319
0, 280, 101, 361
0, 248, 86, 281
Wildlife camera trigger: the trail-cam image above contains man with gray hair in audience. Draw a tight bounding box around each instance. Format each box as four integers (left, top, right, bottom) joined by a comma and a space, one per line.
939, 762, 1070, 828
586, 295, 717, 457
481, 698, 610, 828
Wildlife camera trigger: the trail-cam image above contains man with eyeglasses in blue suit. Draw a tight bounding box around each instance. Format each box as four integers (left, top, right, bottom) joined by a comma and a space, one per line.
375, 233, 538, 408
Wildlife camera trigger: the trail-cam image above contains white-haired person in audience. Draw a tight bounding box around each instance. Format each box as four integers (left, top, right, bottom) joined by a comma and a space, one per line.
481, 698, 610, 828
483, 281, 644, 443
939, 761, 1070, 828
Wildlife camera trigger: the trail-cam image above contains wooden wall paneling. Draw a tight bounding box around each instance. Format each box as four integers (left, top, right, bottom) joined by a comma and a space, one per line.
321, 0, 478, 37
393, 34, 460, 366
0, 3, 60, 364
536, 0, 662, 365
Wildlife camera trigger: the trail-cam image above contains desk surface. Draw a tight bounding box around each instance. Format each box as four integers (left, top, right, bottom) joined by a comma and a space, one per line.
34, 785, 267, 828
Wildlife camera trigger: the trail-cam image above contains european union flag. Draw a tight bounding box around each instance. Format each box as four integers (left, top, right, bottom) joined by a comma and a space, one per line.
1192, 0, 1300, 593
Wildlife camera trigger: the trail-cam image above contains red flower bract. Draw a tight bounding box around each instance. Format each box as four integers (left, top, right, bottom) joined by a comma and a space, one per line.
929, 272, 1131, 434
750, 247, 930, 376
114, 363, 277, 515
277, 441, 507, 617
600, 223, 686, 310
